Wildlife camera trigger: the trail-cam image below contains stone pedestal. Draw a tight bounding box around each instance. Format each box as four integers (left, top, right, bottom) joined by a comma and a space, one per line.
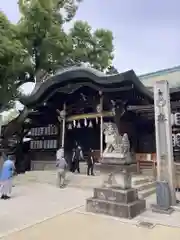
86, 150, 145, 219
95, 162, 137, 188
86, 161, 145, 219
86, 186, 145, 219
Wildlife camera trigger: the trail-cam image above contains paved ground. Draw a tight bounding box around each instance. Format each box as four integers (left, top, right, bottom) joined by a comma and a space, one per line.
0, 183, 91, 238
1, 182, 180, 239
2, 211, 180, 240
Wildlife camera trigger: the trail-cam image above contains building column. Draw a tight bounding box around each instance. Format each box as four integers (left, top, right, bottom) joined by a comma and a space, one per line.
57, 103, 66, 148
61, 103, 66, 148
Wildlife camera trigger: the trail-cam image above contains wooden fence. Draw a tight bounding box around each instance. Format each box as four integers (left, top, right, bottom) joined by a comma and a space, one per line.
136, 153, 180, 189
136, 153, 157, 177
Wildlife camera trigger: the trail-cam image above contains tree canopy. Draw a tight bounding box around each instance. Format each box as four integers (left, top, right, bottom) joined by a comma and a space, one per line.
0, 11, 28, 109
18, 0, 114, 78
0, 0, 114, 108
68, 21, 114, 71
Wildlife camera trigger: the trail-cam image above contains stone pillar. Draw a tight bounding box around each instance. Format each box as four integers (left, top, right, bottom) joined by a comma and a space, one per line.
154, 80, 176, 206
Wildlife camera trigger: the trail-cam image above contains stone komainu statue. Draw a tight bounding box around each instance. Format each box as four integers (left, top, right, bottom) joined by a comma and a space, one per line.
103, 122, 121, 153
103, 122, 131, 164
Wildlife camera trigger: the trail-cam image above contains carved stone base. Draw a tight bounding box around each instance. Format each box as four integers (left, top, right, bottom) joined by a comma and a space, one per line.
86, 187, 146, 219
93, 187, 138, 203
95, 163, 137, 188
103, 171, 132, 189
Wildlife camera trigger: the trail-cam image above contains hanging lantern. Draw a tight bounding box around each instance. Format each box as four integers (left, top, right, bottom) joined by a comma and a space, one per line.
96, 117, 98, 124
77, 121, 81, 128
68, 123, 72, 130
89, 120, 93, 128
84, 118, 87, 127
73, 120, 76, 128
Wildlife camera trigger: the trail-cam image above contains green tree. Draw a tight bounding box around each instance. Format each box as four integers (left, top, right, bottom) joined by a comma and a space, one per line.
17, 0, 82, 81
0, 11, 28, 109
17, 0, 114, 81
69, 21, 114, 71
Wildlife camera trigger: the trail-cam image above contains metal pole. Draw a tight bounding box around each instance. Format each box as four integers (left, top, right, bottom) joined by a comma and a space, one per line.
61, 103, 66, 148
100, 95, 103, 158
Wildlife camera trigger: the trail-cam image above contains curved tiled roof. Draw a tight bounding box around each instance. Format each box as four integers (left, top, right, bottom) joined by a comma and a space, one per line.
20, 66, 153, 107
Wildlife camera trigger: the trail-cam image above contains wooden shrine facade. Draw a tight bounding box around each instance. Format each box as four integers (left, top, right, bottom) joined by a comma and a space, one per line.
2, 66, 180, 171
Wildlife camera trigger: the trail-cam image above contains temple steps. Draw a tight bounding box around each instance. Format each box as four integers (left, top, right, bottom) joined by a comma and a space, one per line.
138, 187, 156, 199
132, 176, 153, 186
140, 168, 156, 177
14, 171, 156, 199
132, 176, 156, 199
134, 181, 156, 191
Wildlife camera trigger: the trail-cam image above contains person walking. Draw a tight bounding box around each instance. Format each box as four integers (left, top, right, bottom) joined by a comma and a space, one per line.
0, 155, 15, 199
87, 148, 95, 176
56, 147, 68, 188
72, 143, 83, 173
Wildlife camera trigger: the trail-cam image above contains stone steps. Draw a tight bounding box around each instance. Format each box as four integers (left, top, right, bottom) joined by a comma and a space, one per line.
132, 176, 153, 186
138, 187, 156, 199
132, 175, 156, 199
141, 169, 155, 177
135, 182, 156, 191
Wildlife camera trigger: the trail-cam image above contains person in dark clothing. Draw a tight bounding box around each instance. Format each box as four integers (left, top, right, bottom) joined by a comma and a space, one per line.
87, 148, 95, 176
72, 144, 83, 173
71, 149, 75, 172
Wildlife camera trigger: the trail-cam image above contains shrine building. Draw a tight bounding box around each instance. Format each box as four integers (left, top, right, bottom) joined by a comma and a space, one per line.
2, 66, 180, 172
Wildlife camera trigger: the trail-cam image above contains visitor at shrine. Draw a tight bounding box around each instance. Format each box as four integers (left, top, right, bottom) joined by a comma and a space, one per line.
0, 155, 15, 200
87, 148, 95, 176
72, 143, 84, 173
56, 147, 68, 188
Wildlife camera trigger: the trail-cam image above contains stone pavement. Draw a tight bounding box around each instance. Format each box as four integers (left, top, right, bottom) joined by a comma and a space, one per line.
0, 183, 91, 238
2, 210, 180, 240
1, 182, 180, 239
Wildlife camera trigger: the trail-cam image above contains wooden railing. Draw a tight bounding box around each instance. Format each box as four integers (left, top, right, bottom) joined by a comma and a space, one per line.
136, 153, 180, 190
136, 153, 157, 177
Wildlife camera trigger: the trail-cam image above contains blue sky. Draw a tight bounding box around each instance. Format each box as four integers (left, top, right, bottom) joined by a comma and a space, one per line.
1, 0, 180, 75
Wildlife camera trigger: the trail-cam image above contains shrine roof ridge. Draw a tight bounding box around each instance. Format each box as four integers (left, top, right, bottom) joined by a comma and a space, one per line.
20, 66, 153, 107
